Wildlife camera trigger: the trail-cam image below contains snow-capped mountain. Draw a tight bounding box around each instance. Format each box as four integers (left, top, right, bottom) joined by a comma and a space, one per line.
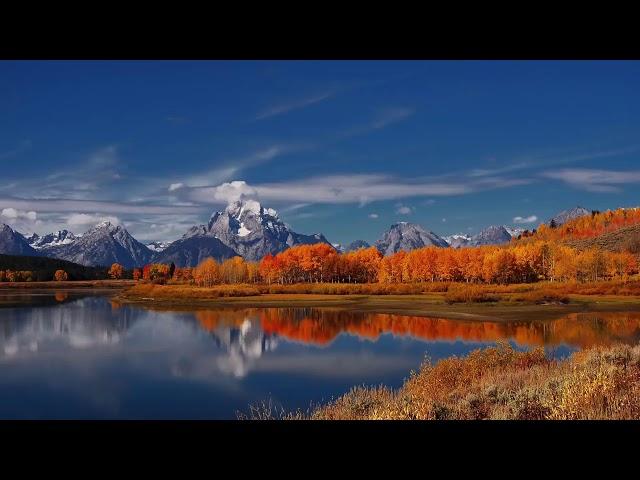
332, 243, 345, 253
375, 222, 448, 255
548, 206, 592, 227
0, 224, 39, 256
445, 225, 521, 248
152, 235, 238, 267
467, 225, 513, 247
28, 230, 77, 249
505, 226, 526, 238
146, 241, 172, 252
209, 319, 278, 378
345, 240, 371, 252
155, 199, 332, 266
44, 221, 153, 268
443, 234, 472, 248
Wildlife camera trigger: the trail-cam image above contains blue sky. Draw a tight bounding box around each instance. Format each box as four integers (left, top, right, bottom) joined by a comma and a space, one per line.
1, 60, 640, 244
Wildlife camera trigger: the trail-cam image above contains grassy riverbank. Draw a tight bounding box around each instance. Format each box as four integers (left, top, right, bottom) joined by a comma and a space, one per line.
0, 280, 136, 289
241, 341, 640, 420
114, 282, 640, 322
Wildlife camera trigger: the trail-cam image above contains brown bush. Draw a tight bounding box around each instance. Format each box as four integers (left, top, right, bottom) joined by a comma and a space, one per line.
122, 283, 261, 299
243, 342, 640, 420
444, 284, 498, 304
510, 290, 570, 304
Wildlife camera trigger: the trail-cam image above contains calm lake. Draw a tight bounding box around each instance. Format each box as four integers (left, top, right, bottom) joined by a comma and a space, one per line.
1, 290, 640, 419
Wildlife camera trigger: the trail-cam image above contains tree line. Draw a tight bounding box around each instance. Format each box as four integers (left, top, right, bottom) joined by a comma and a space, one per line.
133, 240, 638, 287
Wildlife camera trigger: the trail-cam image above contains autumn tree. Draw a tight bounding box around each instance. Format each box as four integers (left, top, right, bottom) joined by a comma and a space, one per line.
220, 256, 248, 283
108, 263, 124, 279
54, 270, 68, 281
132, 268, 142, 281
194, 257, 220, 287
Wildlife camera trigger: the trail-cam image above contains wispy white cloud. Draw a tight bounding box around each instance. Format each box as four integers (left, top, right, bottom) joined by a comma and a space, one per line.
206, 180, 257, 204
0, 208, 41, 234
67, 213, 121, 227
395, 203, 414, 215
0, 197, 200, 215
185, 173, 530, 208
255, 91, 336, 120
471, 146, 639, 179
370, 107, 414, 129
338, 107, 415, 139
1, 208, 36, 221
3, 145, 125, 201
368, 213, 379, 219
513, 215, 538, 224
542, 168, 640, 193
169, 144, 297, 191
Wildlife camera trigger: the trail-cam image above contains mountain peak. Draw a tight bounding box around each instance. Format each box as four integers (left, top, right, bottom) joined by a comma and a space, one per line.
222, 199, 280, 220
0, 223, 38, 256
548, 206, 591, 226
28, 229, 77, 249
225, 199, 259, 216
375, 222, 448, 255
158, 200, 330, 265
95, 220, 117, 229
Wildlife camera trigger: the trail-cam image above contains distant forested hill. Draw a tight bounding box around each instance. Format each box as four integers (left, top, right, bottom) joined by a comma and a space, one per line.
0, 254, 110, 281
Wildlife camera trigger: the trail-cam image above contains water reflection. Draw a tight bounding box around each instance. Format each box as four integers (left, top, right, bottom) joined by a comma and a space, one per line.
1, 293, 639, 418
3, 301, 640, 366
256, 308, 640, 349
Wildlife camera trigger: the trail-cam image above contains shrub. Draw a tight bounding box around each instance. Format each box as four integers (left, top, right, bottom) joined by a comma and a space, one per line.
444, 284, 498, 304
243, 342, 640, 420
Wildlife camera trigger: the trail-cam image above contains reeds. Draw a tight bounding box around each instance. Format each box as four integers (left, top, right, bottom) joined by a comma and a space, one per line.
243, 342, 640, 420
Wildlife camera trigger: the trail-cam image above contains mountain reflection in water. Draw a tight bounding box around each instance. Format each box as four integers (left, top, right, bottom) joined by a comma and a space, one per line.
1, 293, 640, 419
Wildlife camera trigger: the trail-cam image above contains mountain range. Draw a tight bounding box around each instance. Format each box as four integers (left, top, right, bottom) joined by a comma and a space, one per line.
37, 221, 154, 269
442, 225, 521, 249
374, 222, 449, 255
153, 200, 332, 267
0, 202, 594, 267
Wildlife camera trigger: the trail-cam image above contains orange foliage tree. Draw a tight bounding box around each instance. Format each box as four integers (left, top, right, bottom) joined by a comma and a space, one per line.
194, 257, 220, 287
108, 263, 124, 279
54, 269, 68, 281
132, 268, 142, 281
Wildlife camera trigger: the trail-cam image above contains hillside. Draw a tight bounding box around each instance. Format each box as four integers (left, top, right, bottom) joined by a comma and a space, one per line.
563, 223, 640, 254
0, 254, 110, 281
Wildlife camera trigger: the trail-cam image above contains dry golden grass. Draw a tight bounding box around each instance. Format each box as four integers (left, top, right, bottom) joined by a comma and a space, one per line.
257, 282, 449, 295
122, 282, 453, 299
241, 342, 640, 420
444, 284, 499, 304
119, 279, 640, 307
122, 283, 261, 299
0, 279, 135, 289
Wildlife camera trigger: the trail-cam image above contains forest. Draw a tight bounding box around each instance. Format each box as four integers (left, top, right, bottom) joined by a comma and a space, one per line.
0, 254, 110, 282
127, 206, 638, 287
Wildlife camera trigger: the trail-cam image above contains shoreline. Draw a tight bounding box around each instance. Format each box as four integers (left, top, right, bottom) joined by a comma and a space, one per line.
113, 291, 640, 322
0, 280, 136, 289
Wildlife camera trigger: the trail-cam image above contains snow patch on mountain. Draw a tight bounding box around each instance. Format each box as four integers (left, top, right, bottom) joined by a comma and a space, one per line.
154, 199, 331, 266
28, 230, 77, 249
146, 241, 172, 252
237, 223, 251, 237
